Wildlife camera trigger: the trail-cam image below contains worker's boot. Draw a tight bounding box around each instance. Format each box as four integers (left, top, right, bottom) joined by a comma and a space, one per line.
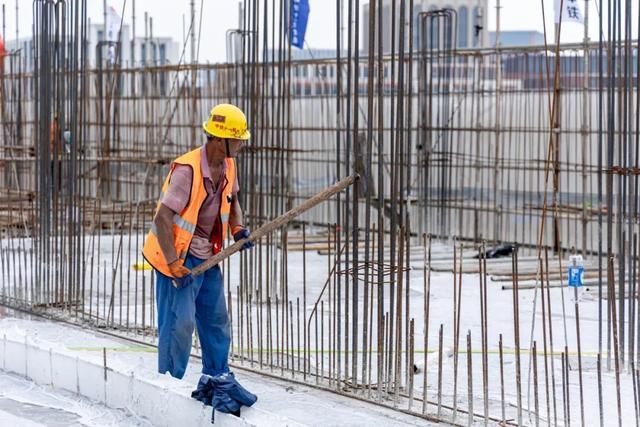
191, 375, 215, 406
191, 372, 257, 416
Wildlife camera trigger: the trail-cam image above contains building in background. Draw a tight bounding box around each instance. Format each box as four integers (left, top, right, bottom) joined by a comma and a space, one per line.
363, 0, 489, 53
488, 30, 546, 47
265, 48, 345, 61
3, 21, 179, 72
86, 21, 180, 68
2, 37, 35, 71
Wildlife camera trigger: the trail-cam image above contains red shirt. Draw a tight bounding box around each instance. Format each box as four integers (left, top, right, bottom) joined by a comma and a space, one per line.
162, 146, 239, 259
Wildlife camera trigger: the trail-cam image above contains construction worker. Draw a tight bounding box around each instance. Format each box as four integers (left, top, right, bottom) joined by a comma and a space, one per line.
142, 103, 256, 416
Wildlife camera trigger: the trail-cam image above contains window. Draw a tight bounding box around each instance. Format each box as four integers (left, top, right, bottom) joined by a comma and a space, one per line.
363, 4, 370, 53
160, 43, 166, 65
458, 6, 468, 48
141, 43, 146, 65
472, 7, 481, 47
428, 6, 439, 50
383, 5, 391, 54
412, 4, 422, 49
444, 5, 454, 50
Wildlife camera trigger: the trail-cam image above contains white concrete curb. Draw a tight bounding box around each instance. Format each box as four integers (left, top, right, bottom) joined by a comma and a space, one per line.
0, 334, 259, 426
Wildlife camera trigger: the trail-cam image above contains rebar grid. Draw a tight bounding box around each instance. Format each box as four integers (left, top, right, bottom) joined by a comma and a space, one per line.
1, 0, 640, 425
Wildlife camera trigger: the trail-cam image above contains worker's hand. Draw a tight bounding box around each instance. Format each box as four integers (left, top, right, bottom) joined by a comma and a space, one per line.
168, 259, 193, 288
233, 228, 254, 251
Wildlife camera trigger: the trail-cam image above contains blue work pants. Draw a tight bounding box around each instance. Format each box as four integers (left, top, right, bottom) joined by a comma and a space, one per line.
156, 254, 230, 379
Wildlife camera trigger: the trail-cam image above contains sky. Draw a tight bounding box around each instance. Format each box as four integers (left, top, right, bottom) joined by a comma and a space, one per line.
0, 0, 632, 63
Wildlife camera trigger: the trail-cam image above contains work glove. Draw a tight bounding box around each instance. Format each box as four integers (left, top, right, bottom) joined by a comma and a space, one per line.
233, 228, 254, 251
168, 259, 193, 288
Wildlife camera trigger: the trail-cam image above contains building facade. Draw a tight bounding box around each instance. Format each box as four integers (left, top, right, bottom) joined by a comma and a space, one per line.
3, 22, 179, 72
85, 22, 180, 68
363, 0, 489, 53
488, 30, 546, 47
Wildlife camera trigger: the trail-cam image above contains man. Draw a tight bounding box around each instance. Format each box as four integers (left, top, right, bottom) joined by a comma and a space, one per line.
142, 103, 257, 416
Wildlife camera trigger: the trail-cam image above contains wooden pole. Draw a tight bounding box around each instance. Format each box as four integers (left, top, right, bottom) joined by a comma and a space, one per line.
190, 174, 359, 277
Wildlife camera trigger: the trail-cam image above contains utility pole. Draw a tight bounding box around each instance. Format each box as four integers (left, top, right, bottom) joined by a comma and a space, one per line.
581, 0, 589, 257
493, 0, 502, 243
190, 0, 197, 147
131, 0, 135, 67
190, 0, 196, 63
494, 0, 500, 42
144, 11, 148, 65
149, 16, 154, 65
476, 1, 484, 47
103, 0, 107, 65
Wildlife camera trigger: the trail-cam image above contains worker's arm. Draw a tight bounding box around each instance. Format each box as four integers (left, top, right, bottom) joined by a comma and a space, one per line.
229, 196, 244, 231
154, 204, 191, 281
229, 195, 254, 250
229, 167, 242, 230
154, 165, 193, 280
229, 169, 250, 240
154, 204, 180, 264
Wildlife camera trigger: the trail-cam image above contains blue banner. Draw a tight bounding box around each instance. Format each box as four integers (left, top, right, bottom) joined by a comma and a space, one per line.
290, 0, 310, 49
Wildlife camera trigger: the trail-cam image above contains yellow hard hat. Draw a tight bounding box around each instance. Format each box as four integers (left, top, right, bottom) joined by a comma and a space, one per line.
202, 104, 251, 140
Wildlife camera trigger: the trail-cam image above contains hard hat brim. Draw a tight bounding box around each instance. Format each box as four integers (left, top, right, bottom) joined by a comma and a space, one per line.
203, 121, 251, 141
203, 121, 215, 137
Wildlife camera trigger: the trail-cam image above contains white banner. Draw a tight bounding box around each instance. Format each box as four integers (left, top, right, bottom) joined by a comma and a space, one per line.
105, 5, 121, 63
105, 5, 121, 43
554, 0, 584, 24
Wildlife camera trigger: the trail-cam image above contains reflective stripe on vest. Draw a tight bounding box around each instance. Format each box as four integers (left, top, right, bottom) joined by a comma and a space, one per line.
142, 148, 236, 278
149, 215, 196, 236
173, 214, 196, 234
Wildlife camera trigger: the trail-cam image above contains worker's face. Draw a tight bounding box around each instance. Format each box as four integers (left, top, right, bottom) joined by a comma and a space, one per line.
225, 138, 246, 158
207, 137, 246, 158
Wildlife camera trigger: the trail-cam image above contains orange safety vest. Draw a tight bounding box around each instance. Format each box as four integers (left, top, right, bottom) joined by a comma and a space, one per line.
142, 148, 236, 277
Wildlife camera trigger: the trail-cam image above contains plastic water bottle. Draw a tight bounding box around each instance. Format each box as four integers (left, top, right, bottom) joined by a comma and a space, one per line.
568, 254, 584, 302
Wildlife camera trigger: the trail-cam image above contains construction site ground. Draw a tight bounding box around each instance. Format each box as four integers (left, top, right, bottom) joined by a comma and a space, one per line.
0, 308, 432, 427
